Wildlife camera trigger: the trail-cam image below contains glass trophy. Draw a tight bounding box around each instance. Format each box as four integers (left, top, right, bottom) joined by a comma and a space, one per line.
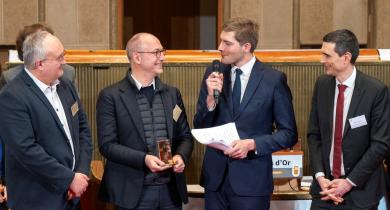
157, 139, 174, 165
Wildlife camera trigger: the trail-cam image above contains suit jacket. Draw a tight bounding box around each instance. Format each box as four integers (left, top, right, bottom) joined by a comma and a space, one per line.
193, 59, 297, 196
97, 73, 193, 209
307, 70, 390, 208
0, 64, 77, 90
0, 70, 93, 210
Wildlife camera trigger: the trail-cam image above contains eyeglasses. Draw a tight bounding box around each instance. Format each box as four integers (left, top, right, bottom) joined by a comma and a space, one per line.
137, 49, 166, 57
43, 52, 65, 63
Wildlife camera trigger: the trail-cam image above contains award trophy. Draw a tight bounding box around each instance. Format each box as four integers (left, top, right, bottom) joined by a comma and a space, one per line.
156, 139, 174, 165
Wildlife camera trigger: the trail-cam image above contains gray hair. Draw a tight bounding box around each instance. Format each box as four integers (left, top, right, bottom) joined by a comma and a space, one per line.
23, 31, 50, 69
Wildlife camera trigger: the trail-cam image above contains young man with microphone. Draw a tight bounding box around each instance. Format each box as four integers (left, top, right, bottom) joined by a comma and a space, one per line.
194, 17, 297, 210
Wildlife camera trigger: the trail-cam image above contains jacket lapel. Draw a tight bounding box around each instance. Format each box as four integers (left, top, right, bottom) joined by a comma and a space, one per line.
343, 71, 364, 137
21, 71, 69, 139
323, 77, 336, 152
235, 60, 265, 119
57, 83, 77, 151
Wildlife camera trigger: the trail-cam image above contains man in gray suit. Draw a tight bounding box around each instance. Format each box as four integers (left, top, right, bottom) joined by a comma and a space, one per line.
0, 23, 77, 89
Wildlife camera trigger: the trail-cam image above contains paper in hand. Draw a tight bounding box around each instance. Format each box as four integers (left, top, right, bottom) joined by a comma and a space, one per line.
191, 122, 240, 151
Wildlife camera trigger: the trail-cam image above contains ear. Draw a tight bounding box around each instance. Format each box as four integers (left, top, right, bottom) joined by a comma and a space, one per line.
34, 60, 44, 70
344, 52, 352, 64
242, 43, 252, 53
133, 52, 142, 64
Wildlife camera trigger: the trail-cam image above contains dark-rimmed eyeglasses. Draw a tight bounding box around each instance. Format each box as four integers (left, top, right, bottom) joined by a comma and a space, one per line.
137, 49, 166, 57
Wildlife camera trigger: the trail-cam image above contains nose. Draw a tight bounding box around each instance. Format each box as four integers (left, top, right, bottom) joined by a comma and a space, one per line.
320, 55, 326, 64
218, 42, 224, 52
159, 52, 165, 62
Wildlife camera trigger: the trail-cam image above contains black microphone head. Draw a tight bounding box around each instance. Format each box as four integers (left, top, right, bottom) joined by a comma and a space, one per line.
212, 60, 220, 72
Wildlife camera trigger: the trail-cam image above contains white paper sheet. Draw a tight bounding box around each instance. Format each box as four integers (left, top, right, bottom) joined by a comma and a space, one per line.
191, 122, 240, 151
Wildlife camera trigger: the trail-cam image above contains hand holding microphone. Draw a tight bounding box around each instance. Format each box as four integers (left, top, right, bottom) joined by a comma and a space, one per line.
206, 60, 223, 106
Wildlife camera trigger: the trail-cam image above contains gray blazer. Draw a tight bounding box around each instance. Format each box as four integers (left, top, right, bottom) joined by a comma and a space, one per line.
0, 64, 77, 90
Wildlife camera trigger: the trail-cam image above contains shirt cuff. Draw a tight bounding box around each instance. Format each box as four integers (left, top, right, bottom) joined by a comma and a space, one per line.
207, 101, 216, 111
346, 178, 357, 187
315, 172, 325, 179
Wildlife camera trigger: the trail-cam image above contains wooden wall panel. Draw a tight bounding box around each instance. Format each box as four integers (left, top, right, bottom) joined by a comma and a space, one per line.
0, 1, 3, 43
226, 0, 295, 49
77, 0, 109, 48
333, 0, 367, 44
260, 0, 293, 49
0, 0, 38, 45
45, 0, 78, 46
300, 0, 333, 45
376, 0, 390, 48
300, 0, 368, 45
46, 0, 109, 49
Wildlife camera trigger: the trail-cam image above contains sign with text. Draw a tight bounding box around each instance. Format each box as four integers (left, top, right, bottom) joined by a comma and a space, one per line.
272, 151, 303, 178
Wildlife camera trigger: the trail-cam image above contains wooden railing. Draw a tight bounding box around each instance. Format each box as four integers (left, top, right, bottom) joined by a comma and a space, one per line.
63, 49, 380, 63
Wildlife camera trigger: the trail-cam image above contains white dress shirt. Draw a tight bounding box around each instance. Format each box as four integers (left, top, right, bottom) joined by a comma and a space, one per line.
315, 67, 357, 186
230, 56, 256, 102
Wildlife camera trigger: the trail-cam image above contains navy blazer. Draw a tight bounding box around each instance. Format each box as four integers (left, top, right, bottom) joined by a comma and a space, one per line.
194, 59, 297, 196
0, 70, 92, 210
97, 73, 193, 209
308, 71, 390, 208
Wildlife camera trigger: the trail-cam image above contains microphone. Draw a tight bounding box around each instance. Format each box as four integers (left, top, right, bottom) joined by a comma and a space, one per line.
212, 60, 221, 104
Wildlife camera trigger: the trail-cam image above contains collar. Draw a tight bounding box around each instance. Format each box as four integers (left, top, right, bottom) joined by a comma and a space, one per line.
231, 56, 256, 75
130, 73, 155, 91
336, 66, 356, 88
24, 68, 60, 92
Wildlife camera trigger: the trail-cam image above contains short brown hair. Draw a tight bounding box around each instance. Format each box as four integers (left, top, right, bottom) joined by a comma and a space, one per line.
222, 17, 259, 53
15, 23, 54, 61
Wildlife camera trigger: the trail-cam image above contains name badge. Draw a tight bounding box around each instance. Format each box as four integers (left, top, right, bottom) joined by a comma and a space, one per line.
348, 115, 367, 129
173, 104, 182, 122
71, 101, 79, 117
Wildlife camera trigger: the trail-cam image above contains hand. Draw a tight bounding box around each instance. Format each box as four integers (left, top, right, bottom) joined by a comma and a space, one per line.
224, 139, 255, 159
317, 176, 341, 204
206, 72, 223, 108
69, 172, 89, 197
172, 154, 185, 173
317, 176, 331, 191
145, 154, 172, 173
0, 184, 7, 203
328, 179, 353, 198
320, 192, 344, 205
206, 72, 224, 96
319, 178, 352, 205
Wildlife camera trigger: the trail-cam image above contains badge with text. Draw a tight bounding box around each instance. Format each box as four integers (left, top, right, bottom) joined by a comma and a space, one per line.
71, 101, 79, 117
348, 115, 367, 129
173, 104, 182, 122
156, 139, 174, 165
